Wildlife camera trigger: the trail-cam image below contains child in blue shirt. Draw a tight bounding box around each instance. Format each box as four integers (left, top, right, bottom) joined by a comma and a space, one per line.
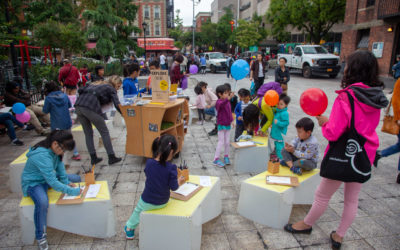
270, 94, 290, 159
234, 88, 251, 141
124, 134, 186, 239
43, 81, 81, 160
123, 63, 146, 96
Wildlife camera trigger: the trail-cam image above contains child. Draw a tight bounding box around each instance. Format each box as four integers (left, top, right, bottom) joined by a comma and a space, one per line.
270, 94, 290, 159
198, 81, 218, 135
213, 84, 233, 167
147, 60, 160, 94
124, 135, 185, 239
234, 88, 251, 141
281, 117, 319, 175
21, 130, 82, 249
224, 83, 238, 113
43, 81, 81, 160
194, 85, 206, 125
123, 63, 146, 96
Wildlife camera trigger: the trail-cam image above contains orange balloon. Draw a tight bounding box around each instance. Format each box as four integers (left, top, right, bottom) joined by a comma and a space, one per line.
264, 90, 279, 106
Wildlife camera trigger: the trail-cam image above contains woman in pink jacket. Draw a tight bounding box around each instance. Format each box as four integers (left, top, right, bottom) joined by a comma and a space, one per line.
284, 50, 388, 249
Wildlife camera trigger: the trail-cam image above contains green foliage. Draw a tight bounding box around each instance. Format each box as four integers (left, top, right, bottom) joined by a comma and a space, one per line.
28, 64, 60, 88
266, 0, 346, 43
235, 20, 262, 49
216, 8, 235, 49
72, 58, 123, 76
33, 21, 86, 56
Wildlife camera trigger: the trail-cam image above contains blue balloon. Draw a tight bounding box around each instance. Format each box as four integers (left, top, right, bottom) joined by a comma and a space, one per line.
231, 59, 250, 80
12, 102, 26, 114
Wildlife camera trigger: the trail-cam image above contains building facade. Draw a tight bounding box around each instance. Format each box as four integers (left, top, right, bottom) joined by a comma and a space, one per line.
132, 0, 168, 38
195, 12, 211, 32
340, 0, 400, 76
211, 0, 238, 23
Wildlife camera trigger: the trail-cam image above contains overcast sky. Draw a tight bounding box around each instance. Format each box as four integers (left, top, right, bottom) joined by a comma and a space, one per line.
174, 0, 213, 26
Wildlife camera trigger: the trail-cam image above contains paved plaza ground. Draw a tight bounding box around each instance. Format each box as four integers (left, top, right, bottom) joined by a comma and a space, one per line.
0, 71, 399, 249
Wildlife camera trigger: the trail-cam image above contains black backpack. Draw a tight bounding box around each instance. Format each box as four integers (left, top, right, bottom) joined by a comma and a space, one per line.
320, 91, 372, 183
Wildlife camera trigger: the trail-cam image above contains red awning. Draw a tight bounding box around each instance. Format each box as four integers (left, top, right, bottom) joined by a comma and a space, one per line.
140, 46, 179, 51
86, 43, 96, 49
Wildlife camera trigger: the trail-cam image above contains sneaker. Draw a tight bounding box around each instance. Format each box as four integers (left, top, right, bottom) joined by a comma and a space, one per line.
208, 129, 218, 136
11, 139, 24, 146
280, 160, 289, 167
224, 157, 231, 165
39, 128, 51, 136
196, 120, 204, 125
24, 124, 35, 130
397, 173, 400, 184
291, 167, 302, 175
213, 159, 225, 168
38, 237, 48, 250
124, 226, 135, 239
72, 154, 81, 161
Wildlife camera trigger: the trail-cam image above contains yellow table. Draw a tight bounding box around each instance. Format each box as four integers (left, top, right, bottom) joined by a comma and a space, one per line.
238, 167, 321, 229
140, 175, 221, 250
19, 181, 115, 244
9, 149, 29, 193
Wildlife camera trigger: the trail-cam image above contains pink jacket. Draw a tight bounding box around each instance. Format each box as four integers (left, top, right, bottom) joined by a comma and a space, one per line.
195, 94, 206, 109
322, 83, 385, 164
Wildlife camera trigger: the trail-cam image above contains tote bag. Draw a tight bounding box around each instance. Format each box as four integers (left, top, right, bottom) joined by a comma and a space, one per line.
320, 92, 371, 183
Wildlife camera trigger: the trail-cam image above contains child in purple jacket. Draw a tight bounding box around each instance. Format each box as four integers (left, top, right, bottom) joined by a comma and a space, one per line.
213, 84, 233, 168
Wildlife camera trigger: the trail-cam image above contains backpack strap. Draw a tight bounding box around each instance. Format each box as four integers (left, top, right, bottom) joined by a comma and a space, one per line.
344, 91, 355, 130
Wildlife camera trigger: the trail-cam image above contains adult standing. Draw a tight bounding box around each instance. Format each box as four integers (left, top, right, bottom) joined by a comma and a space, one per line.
284, 51, 388, 249
226, 54, 234, 78
275, 57, 290, 94
160, 53, 167, 70
250, 53, 267, 93
375, 77, 400, 183
170, 55, 186, 87
58, 59, 80, 95
200, 54, 207, 75
4, 81, 50, 135
75, 77, 123, 165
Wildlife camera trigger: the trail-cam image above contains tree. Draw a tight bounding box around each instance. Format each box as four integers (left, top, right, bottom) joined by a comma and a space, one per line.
266, 0, 346, 43
235, 20, 262, 49
216, 8, 235, 50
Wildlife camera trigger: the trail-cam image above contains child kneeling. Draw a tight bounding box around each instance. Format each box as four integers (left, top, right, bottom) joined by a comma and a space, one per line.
281, 117, 319, 175
124, 135, 185, 239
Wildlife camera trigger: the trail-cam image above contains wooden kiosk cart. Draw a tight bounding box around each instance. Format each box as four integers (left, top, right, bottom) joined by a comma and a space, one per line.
119, 70, 189, 158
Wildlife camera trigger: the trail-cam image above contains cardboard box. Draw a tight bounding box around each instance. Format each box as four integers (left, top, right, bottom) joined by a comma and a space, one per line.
267, 161, 280, 174
178, 168, 189, 182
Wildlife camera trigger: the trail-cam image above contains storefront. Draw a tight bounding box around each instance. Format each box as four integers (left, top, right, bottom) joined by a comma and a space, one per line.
137, 38, 180, 59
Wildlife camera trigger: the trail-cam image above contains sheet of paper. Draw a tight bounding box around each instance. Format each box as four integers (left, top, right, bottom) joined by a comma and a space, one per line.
63, 186, 85, 200
236, 141, 255, 147
0, 107, 11, 113
267, 176, 291, 185
199, 176, 212, 187
85, 184, 101, 198
173, 183, 199, 196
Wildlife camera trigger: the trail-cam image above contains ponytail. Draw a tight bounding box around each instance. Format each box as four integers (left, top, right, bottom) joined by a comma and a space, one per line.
151, 134, 178, 166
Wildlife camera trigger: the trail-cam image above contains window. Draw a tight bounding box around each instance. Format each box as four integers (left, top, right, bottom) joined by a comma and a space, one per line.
144, 6, 150, 19
154, 6, 160, 19
155, 24, 160, 36
145, 27, 150, 36
303, 46, 329, 54
357, 29, 370, 49
366, 0, 375, 7
294, 47, 302, 55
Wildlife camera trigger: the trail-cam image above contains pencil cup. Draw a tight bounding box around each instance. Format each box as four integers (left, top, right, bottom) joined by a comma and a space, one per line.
267, 161, 280, 174
178, 168, 189, 182
85, 171, 95, 185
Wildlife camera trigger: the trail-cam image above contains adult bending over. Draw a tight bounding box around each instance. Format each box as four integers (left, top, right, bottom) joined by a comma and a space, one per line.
284, 50, 388, 249
75, 76, 123, 165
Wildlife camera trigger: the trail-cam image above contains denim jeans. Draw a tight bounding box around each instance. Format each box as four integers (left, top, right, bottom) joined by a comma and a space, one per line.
27, 174, 81, 240
0, 113, 24, 141
204, 107, 216, 116
381, 133, 400, 171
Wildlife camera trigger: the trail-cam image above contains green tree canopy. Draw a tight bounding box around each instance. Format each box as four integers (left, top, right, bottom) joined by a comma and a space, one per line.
266, 0, 345, 43
235, 20, 262, 49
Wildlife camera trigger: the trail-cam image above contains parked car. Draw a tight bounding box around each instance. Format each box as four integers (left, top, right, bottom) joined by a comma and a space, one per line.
278, 45, 341, 78
203, 52, 227, 73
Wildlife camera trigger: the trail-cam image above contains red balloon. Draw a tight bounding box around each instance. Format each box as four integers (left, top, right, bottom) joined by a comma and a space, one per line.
300, 88, 328, 116
264, 90, 279, 106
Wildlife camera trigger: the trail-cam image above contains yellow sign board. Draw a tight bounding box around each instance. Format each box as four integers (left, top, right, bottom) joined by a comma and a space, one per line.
151, 70, 170, 102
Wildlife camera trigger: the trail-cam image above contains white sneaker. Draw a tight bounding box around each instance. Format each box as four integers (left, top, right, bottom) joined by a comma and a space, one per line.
196, 121, 204, 125
38, 237, 48, 250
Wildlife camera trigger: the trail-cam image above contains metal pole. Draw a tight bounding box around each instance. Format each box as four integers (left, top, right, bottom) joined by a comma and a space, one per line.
4, 0, 19, 75
235, 0, 239, 55
192, 0, 195, 54
144, 30, 146, 60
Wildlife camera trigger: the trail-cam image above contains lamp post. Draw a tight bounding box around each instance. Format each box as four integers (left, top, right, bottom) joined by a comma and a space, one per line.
192, 0, 200, 54
142, 22, 148, 60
